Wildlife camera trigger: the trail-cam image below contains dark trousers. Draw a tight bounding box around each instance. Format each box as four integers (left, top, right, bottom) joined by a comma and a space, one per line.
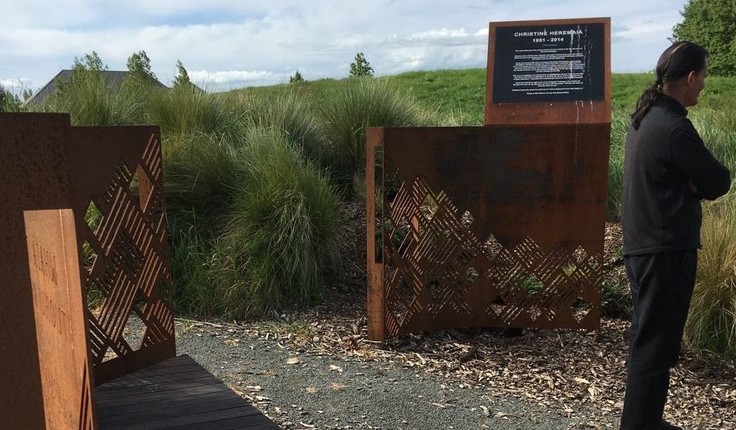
619, 250, 697, 429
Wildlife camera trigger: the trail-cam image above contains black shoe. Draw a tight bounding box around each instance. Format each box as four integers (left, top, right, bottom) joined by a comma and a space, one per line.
661, 420, 682, 430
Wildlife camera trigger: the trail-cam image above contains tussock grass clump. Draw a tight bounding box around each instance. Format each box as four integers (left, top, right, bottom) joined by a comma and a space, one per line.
214, 128, 345, 318
691, 109, 736, 175
169, 226, 226, 316
686, 193, 736, 359
163, 133, 241, 234
43, 71, 148, 125
607, 112, 629, 219
146, 87, 242, 141
166, 128, 345, 319
163, 133, 243, 316
230, 91, 324, 157
319, 78, 432, 194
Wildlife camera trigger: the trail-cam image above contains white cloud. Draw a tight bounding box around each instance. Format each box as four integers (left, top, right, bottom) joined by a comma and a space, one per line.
0, 78, 32, 91
410, 28, 470, 41
614, 14, 679, 41
189, 70, 278, 85
0, 0, 690, 91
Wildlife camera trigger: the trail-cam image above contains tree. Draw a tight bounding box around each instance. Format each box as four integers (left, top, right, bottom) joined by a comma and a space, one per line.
126, 50, 157, 83
53, 52, 109, 105
172, 59, 193, 90
0, 84, 22, 112
349, 52, 374, 78
289, 70, 305, 84
73, 51, 107, 72
673, 0, 736, 76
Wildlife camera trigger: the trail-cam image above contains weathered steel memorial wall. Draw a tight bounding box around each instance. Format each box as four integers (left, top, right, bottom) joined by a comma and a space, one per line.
367, 18, 611, 341
0, 113, 173, 428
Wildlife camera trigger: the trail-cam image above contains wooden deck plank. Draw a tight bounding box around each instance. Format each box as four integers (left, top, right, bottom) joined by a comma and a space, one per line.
163, 415, 282, 430
99, 372, 214, 389
95, 376, 222, 401
96, 381, 229, 408
96, 355, 280, 429
97, 392, 247, 421
103, 405, 272, 430
98, 356, 212, 387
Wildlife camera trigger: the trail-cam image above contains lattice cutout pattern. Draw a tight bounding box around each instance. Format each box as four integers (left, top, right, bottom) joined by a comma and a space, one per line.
382, 175, 602, 338
81, 136, 174, 366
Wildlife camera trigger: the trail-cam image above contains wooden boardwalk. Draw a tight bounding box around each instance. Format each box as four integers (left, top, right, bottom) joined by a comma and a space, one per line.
96, 355, 280, 429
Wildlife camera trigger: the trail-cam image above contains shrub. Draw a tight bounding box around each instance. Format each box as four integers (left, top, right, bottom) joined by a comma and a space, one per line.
42, 69, 147, 125
607, 111, 629, 219
169, 225, 225, 316
318, 78, 431, 195
147, 86, 242, 141
691, 109, 736, 175
602, 281, 631, 319
213, 128, 345, 318
290, 70, 305, 84
0, 85, 24, 112
231, 90, 324, 159
685, 192, 736, 358
163, 133, 242, 237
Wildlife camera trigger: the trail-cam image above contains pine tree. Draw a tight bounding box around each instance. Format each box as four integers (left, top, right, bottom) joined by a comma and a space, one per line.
349, 52, 374, 78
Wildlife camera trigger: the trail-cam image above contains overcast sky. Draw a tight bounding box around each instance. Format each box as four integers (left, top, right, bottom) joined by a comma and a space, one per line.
0, 0, 687, 93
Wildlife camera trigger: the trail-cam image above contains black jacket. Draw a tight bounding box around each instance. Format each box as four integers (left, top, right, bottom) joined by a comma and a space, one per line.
622, 95, 731, 256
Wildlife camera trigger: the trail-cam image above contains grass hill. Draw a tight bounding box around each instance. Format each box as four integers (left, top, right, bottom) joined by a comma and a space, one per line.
229, 68, 736, 124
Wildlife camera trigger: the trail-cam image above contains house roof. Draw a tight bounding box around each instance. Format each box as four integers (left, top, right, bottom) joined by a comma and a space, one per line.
25, 69, 169, 105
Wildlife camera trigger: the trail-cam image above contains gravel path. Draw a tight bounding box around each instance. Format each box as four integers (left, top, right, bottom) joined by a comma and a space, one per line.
176, 321, 619, 430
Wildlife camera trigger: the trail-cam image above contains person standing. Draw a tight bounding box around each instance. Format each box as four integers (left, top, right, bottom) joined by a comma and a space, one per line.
620, 41, 731, 429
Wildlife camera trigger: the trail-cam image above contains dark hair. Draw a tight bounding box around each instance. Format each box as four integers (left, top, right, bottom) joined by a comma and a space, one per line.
630, 41, 708, 129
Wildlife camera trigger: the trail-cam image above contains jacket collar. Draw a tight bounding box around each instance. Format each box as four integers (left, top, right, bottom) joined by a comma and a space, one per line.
655, 93, 688, 116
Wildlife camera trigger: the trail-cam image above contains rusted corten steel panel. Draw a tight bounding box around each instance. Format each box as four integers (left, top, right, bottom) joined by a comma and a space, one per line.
367, 125, 610, 341
67, 125, 175, 385
0, 112, 174, 430
0, 113, 97, 429
484, 17, 611, 126
24, 209, 97, 430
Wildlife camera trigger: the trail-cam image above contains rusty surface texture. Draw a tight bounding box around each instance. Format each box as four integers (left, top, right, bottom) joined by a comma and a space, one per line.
24, 209, 97, 430
0, 113, 174, 429
0, 113, 97, 429
366, 125, 610, 340
68, 125, 175, 385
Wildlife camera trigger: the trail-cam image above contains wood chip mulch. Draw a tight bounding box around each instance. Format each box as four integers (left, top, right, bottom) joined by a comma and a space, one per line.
231, 301, 735, 429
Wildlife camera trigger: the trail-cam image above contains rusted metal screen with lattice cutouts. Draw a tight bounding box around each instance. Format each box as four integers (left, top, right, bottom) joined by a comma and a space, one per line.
366, 125, 610, 341
0, 113, 173, 427
67, 125, 175, 384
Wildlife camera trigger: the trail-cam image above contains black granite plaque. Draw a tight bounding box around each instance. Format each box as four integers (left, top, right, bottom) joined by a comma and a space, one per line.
492, 22, 604, 103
